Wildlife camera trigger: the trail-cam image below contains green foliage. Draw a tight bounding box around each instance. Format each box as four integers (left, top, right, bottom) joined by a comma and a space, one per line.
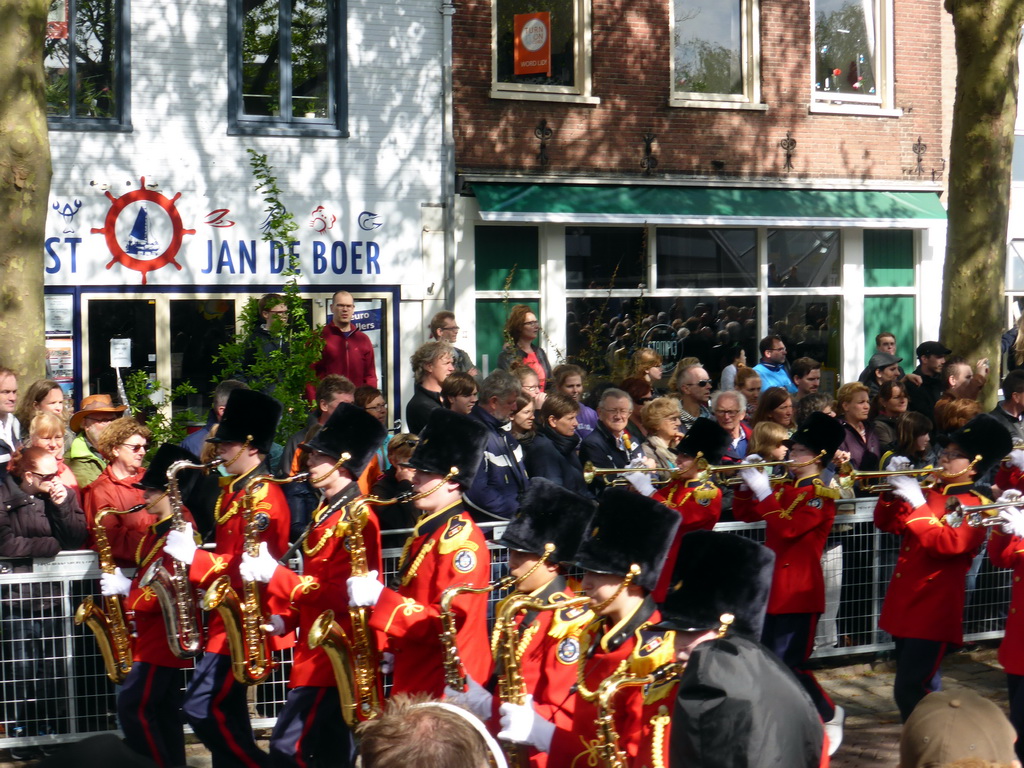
123, 371, 198, 460
214, 151, 323, 443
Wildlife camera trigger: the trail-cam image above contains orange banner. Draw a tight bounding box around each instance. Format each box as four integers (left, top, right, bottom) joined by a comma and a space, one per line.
514, 12, 552, 76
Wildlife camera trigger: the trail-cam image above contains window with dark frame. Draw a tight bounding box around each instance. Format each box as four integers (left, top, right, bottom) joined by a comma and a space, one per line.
45, 0, 130, 129
229, 0, 347, 136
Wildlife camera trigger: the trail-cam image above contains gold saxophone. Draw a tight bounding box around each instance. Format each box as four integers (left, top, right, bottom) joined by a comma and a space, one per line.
594, 662, 685, 768
75, 506, 143, 684
309, 475, 455, 725
203, 472, 309, 685
441, 543, 558, 691
494, 588, 590, 768
138, 457, 223, 659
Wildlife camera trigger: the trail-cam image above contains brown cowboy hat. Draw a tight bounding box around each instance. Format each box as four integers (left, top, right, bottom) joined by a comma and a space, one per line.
69, 394, 127, 433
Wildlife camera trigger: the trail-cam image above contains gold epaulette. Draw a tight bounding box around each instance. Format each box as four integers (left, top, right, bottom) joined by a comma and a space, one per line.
438, 516, 478, 555
971, 490, 992, 505
629, 629, 676, 677
814, 479, 841, 500
643, 676, 678, 706
548, 594, 594, 640
693, 481, 718, 503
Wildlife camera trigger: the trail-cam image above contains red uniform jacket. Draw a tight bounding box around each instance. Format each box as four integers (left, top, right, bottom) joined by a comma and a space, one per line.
734, 474, 837, 615
988, 529, 1024, 675
651, 478, 721, 601
125, 511, 198, 668
368, 500, 491, 697
189, 464, 293, 655
83, 465, 149, 568
995, 463, 1024, 494
874, 482, 986, 645
266, 484, 383, 688
548, 598, 674, 768
489, 576, 593, 768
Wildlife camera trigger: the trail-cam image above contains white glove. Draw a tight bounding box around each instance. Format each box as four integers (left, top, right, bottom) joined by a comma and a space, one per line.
380, 652, 395, 675
624, 472, 656, 497
100, 568, 131, 597
445, 677, 494, 720
1009, 450, 1024, 471
886, 455, 912, 472
626, 457, 647, 470
347, 571, 384, 607
263, 614, 286, 636
240, 542, 279, 584
743, 453, 764, 464
164, 524, 198, 565
888, 473, 926, 509
1001, 507, 1024, 538
999, 489, 1024, 504
498, 695, 555, 753
738, 466, 772, 501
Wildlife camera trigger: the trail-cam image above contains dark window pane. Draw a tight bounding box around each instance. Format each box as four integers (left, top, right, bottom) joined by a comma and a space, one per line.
566, 227, 645, 290
495, 0, 576, 88
766, 229, 840, 288
243, 0, 281, 116
45, 0, 120, 120
814, 0, 878, 99
170, 300, 237, 412
565, 296, 759, 381
674, 1, 743, 95
291, 0, 329, 118
767, 295, 841, 370
656, 228, 756, 288
87, 300, 156, 396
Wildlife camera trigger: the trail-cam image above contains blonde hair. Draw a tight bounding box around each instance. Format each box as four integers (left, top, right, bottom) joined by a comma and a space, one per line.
28, 412, 65, 441
835, 382, 870, 413
750, 422, 788, 456
640, 397, 682, 432
629, 348, 663, 378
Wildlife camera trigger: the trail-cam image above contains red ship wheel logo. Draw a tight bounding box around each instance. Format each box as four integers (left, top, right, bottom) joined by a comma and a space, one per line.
91, 177, 196, 285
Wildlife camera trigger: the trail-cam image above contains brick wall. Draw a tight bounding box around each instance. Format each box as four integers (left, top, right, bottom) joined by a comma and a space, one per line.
454, 0, 947, 183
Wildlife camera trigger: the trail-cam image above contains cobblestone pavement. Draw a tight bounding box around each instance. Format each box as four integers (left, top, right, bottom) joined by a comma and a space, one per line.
0, 644, 1010, 767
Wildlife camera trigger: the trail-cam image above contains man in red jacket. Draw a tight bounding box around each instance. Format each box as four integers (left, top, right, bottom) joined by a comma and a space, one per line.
875, 412, 1011, 721
347, 408, 491, 697
313, 291, 377, 391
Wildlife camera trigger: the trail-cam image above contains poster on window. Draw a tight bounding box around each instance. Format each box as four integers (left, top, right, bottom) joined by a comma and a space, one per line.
514, 12, 552, 76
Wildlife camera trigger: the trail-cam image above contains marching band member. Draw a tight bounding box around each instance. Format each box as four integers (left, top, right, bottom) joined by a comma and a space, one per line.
347, 408, 492, 697
101, 443, 201, 768
241, 403, 386, 768
625, 417, 730, 601
874, 412, 1010, 721
164, 389, 293, 768
650, 530, 826, 768
445, 477, 596, 768
734, 411, 845, 751
498, 489, 680, 767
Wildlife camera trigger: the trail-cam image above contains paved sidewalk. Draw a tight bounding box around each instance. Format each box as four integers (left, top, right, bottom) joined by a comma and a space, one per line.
817, 643, 1009, 767
0, 644, 1011, 767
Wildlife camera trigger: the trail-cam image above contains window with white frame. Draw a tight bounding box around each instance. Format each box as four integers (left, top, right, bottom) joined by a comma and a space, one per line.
228, 0, 347, 136
671, 0, 760, 107
491, 0, 595, 102
812, 0, 892, 108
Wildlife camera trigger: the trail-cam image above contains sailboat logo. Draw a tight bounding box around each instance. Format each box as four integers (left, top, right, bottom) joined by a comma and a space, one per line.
92, 177, 196, 284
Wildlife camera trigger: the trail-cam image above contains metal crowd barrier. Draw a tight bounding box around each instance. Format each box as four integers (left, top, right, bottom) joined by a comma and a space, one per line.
0, 503, 1010, 750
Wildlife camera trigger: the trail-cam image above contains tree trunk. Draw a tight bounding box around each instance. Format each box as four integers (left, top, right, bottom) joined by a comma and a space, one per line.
0, 0, 51, 380
942, 0, 1024, 407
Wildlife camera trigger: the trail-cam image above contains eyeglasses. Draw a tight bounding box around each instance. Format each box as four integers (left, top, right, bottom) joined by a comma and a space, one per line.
85, 416, 117, 425
714, 409, 741, 417
523, 320, 540, 327
441, 326, 460, 333
267, 309, 288, 315
601, 408, 632, 416
365, 403, 388, 412
522, 385, 540, 393
30, 471, 58, 483
939, 450, 969, 461
689, 380, 712, 388
120, 443, 148, 453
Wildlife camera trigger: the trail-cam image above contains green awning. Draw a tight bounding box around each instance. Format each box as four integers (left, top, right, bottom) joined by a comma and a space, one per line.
472, 183, 946, 227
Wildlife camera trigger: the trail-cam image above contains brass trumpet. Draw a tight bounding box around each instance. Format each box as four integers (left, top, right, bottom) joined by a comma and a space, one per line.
945, 497, 1022, 528
837, 464, 936, 493
582, 462, 673, 486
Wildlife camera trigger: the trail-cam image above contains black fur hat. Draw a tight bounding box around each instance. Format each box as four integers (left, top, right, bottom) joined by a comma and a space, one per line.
499, 478, 597, 563
676, 417, 731, 465
787, 411, 845, 460
406, 408, 488, 488
653, 530, 775, 640
945, 412, 1014, 476
134, 443, 201, 495
572, 488, 681, 592
300, 402, 387, 478
206, 389, 282, 454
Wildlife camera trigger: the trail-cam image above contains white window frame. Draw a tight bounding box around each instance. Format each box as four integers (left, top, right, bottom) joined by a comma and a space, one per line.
810, 0, 900, 116
669, 0, 764, 110
490, 0, 599, 105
